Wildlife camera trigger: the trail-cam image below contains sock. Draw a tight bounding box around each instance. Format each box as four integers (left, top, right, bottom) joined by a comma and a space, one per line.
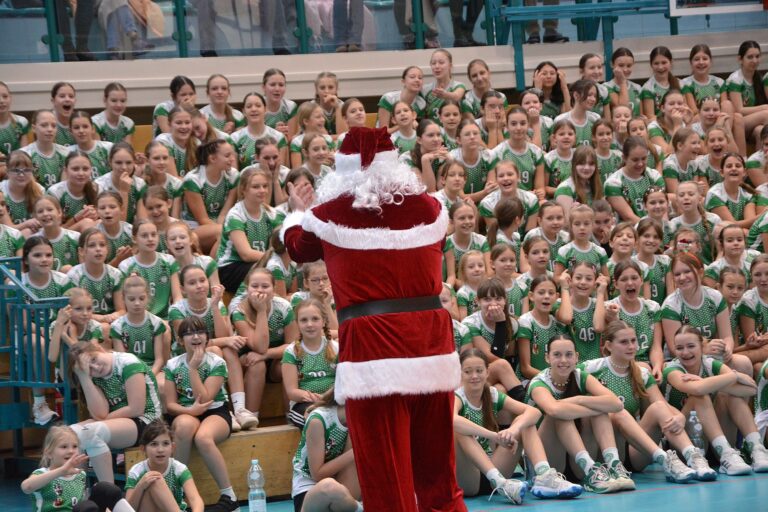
575, 451, 595, 473
682, 445, 697, 463
220, 487, 236, 500
602, 447, 621, 468
33, 395, 46, 405
231, 392, 245, 411
712, 436, 730, 457
745, 432, 762, 452
486, 468, 505, 486
534, 461, 551, 476
355, 502, 364, 512
652, 448, 666, 466
507, 385, 526, 402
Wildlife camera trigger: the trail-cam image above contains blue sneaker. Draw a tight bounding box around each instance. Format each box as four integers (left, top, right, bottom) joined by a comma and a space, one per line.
531, 467, 583, 498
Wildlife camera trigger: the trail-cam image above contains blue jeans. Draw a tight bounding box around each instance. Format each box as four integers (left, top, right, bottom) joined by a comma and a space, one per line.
333, 0, 363, 46
106, 5, 137, 50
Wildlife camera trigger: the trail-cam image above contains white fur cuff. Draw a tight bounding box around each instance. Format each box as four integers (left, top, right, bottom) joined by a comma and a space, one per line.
279, 210, 305, 243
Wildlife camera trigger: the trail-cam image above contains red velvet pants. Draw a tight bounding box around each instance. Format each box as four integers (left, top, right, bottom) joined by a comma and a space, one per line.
345, 391, 467, 512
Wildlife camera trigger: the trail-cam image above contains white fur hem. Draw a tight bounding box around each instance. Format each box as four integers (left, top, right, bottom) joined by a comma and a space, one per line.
301, 204, 448, 250
279, 210, 305, 243
336, 150, 399, 175
334, 352, 461, 403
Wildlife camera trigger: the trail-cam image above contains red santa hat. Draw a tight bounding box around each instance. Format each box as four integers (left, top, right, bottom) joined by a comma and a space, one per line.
335, 126, 400, 176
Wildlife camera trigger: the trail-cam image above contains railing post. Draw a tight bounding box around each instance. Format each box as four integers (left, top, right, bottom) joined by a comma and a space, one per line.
294, 0, 312, 53
42, 0, 62, 62
510, 0, 526, 90
411, 0, 425, 49
173, 0, 189, 58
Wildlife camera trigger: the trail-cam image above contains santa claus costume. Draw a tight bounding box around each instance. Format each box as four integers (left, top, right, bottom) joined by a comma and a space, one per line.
281, 127, 466, 512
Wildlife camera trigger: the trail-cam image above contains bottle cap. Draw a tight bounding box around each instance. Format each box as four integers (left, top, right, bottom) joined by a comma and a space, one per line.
251, 459, 258, 464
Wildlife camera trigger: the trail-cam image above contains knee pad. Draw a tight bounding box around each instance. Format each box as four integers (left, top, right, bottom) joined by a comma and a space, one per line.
72, 422, 112, 457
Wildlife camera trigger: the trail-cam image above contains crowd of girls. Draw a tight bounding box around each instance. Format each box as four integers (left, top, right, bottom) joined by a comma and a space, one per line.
5, 39, 768, 510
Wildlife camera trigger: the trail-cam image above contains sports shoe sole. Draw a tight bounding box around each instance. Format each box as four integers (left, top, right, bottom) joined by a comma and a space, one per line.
531, 485, 583, 499
665, 473, 695, 484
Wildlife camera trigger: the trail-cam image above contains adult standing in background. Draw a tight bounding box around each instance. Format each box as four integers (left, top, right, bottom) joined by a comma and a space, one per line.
333, 0, 364, 52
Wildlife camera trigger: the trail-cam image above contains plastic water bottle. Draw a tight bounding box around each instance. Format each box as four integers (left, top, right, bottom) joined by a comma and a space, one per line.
248, 459, 267, 512
687, 411, 706, 455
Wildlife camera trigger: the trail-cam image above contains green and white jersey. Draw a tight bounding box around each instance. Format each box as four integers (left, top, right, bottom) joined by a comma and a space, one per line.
747, 149, 766, 174
217, 202, 284, 266
493, 230, 522, 263
555, 241, 608, 273
444, 232, 490, 277
748, 210, 768, 252
455, 385, 506, 454
449, 147, 499, 195
442, 129, 457, 151
230, 295, 295, 347
490, 141, 544, 191
22, 271, 73, 300
110, 312, 167, 365
0, 179, 43, 225
422, 80, 467, 121
54, 122, 75, 147
68, 141, 113, 178
390, 130, 417, 154
661, 286, 727, 339
693, 154, 723, 186
518, 312, 567, 372
554, 111, 602, 146
705, 182, 754, 221
19, 142, 69, 189
569, 298, 601, 362
265, 98, 299, 129
50, 318, 104, 346
755, 359, 768, 417
735, 288, 768, 335
580, 356, 655, 417
154, 133, 192, 177
756, 184, 768, 210
605, 297, 660, 362
164, 351, 228, 409
304, 165, 333, 190
596, 149, 624, 184
66, 264, 124, 315
474, 117, 509, 147
289, 133, 335, 159
605, 79, 643, 116
292, 406, 348, 497
181, 165, 239, 222
93, 351, 161, 421
526, 367, 589, 408
726, 69, 760, 108
96, 221, 133, 262
640, 76, 670, 118
376, 91, 427, 123
282, 337, 338, 394
266, 253, 298, 291
320, 98, 344, 134
605, 256, 650, 299
431, 189, 462, 211
462, 310, 513, 349
662, 356, 723, 410
478, 188, 539, 230
544, 149, 573, 188
644, 254, 671, 305
125, 458, 191, 510
527, 116, 554, 152
647, 120, 674, 144
524, 228, 571, 272
35, 228, 80, 270
0, 114, 30, 156
680, 75, 725, 104
553, 176, 597, 206
46, 181, 93, 222
168, 298, 227, 356
118, 253, 177, 318
289, 291, 336, 312
0, 223, 24, 257
456, 284, 479, 316
662, 153, 702, 183
541, 99, 563, 120
152, 100, 176, 137
230, 125, 287, 168
151, 173, 185, 202
592, 82, 611, 114
92, 111, 135, 143
461, 89, 508, 118
94, 172, 147, 224
665, 212, 721, 266
200, 104, 246, 132
453, 318, 472, 353
604, 167, 665, 217
29, 467, 86, 512
705, 250, 760, 284
169, 254, 217, 279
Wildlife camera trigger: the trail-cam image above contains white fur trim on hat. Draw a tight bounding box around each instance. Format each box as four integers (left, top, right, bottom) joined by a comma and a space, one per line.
301, 204, 448, 250
336, 150, 399, 176
334, 351, 461, 403
279, 210, 305, 243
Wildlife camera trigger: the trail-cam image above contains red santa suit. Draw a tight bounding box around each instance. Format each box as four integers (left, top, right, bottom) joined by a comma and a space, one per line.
282, 128, 465, 512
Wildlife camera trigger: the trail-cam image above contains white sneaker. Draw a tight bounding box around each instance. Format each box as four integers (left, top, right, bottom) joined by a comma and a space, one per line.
582, 463, 616, 493
718, 447, 752, 476
489, 478, 527, 504
234, 408, 259, 430
663, 450, 695, 483
32, 402, 59, 425
749, 443, 768, 473
686, 451, 717, 481
230, 412, 242, 433
531, 467, 583, 498
608, 462, 636, 491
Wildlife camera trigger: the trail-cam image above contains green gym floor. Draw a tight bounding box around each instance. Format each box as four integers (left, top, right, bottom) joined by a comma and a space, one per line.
3, 468, 768, 511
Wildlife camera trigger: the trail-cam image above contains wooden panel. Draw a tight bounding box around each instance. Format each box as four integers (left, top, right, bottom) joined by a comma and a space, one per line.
125, 425, 301, 504
365, 113, 377, 128
260, 381, 287, 420
132, 125, 153, 154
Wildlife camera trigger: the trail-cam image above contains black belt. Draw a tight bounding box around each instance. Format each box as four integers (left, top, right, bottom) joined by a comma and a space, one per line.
337, 295, 442, 325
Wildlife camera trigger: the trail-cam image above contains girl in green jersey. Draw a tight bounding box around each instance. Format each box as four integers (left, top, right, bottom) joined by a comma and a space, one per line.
33, 196, 80, 272
2, 150, 43, 236
95, 191, 133, 267
543, 120, 576, 197
202, 74, 245, 135
648, 90, 690, 155
390, 101, 418, 155
290, 102, 332, 169
568, 262, 608, 363
143, 142, 183, 218
21, 426, 87, 512
604, 137, 665, 223
49, 288, 105, 366
735, 255, 768, 371
438, 101, 462, 151
68, 111, 113, 178
404, 119, 447, 193
456, 251, 487, 319
300, 134, 333, 189
153, 75, 196, 137
585, 321, 715, 482
94, 142, 148, 224
663, 128, 702, 195
705, 153, 757, 229
0, 81, 30, 155
143, 187, 176, 254
93, 82, 134, 145
554, 143, 605, 212
21, 110, 69, 189
231, 92, 289, 169
726, 41, 768, 148
46, 151, 99, 231
635, 218, 672, 306
166, 222, 219, 288
156, 106, 198, 177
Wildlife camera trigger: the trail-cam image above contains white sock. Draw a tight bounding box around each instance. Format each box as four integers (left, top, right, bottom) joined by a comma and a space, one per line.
33, 395, 46, 405
486, 468, 505, 486
682, 445, 697, 462
231, 392, 246, 411
653, 449, 666, 465
712, 436, 730, 457
575, 451, 595, 473
355, 501, 364, 512
534, 461, 551, 475
602, 447, 620, 468
220, 486, 236, 500
745, 432, 762, 451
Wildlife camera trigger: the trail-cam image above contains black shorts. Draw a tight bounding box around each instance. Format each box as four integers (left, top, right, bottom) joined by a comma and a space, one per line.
130, 417, 150, 446
167, 404, 233, 435
219, 261, 257, 294
293, 492, 306, 512
288, 401, 312, 429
